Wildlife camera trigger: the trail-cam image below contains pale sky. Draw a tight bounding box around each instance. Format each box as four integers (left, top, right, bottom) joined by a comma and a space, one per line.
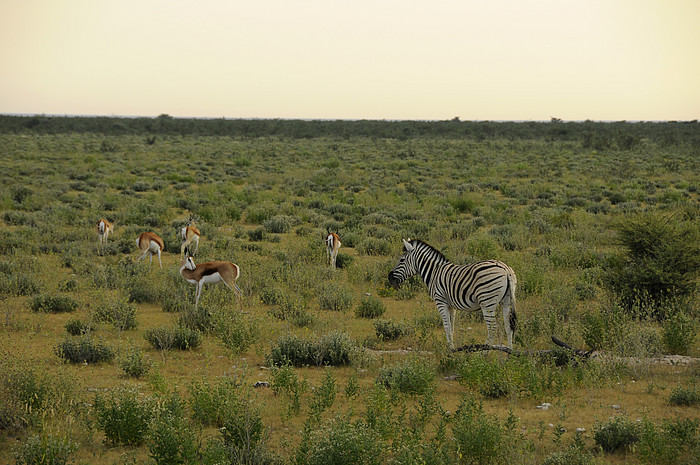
1, 0, 698, 121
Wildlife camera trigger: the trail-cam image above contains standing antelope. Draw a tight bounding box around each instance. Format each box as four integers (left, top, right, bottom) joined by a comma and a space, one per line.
180, 219, 201, 257
179, 255, 242, 309
97, 219, 114, 245
325, 232, 341, 270
136, 232, 165, 269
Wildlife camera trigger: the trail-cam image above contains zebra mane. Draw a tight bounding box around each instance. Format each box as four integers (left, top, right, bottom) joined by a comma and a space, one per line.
411, 239, 449, 263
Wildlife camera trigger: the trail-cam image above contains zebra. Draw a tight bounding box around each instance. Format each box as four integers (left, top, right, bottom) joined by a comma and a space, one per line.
388, 239, 517, 350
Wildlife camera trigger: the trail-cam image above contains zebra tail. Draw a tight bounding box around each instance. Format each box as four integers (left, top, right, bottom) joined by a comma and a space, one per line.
507, 269, 517, 334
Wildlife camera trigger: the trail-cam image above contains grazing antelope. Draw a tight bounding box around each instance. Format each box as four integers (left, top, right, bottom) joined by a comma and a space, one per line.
97, 219, 114, 245
325, 232, 341, 270
179, 255, 242, 309
180, 219, 201, 257
136, 232, 165, 269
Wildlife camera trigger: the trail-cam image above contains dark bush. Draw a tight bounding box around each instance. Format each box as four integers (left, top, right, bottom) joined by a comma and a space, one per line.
594, 415, 640, 452
55, 335, 115, 364
30, 294, 78, 313
93, 387, 153, 446
374, 319, 405, 341
355, 295, 386, 319
144, 326, 203, 351
604, 212, 699, 318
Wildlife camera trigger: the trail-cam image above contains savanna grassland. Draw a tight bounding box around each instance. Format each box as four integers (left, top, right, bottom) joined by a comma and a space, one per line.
0, 117, 699, 465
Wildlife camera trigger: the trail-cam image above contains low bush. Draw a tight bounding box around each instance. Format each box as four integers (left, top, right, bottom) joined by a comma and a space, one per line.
29, 294, 78, 313
13, 433, 78, 465
458, 356, 510, 399
638, 417, 700, 465
118, 345, 151, 378
377, 357, 436, 396
264, 215, 293, 233
334, 252, 353, 269
144, 326, 203, 351
663, 312, 696, 355
452, 396, 512, 465
189, 376, 243, 427
55, 335, 115, 364
64, 317, 94, 336
374, 319, 405, 341
668, 381, 700, 406
215, 310, 258, 354
93, 387, 154, 446
302, 415, 383, 465
593, 415, 640, 453
267, 331, 354, 367
94, 296, 137, 330
355, 295, 386, 319
317, 282, 354, 312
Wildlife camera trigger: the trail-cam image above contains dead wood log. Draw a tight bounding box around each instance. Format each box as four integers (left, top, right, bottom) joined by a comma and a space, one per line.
453, 336, 594, 366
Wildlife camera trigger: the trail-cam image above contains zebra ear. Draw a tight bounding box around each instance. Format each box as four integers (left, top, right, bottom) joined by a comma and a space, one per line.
403, 239, 414, 251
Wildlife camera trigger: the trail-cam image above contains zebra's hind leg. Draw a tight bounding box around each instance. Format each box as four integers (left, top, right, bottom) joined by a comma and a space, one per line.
482, 304, 499, 346
436, 303, 455, 350
502, 297, 516, 349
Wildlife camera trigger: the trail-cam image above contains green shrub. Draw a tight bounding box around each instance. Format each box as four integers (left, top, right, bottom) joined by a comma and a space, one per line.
269, 296, 314, 328
220, 397, 265, 451
118, 346, 151, 378
148, 413, 199, 465
668, 381, 700, 406
593, 415, 640, 453
458, 356, 510, 399
215, 311, 258, 354
271, 364, 308, 418
663, 312, 696, 355
0, 272, 41, 296
317, 282, 354, 312
13, 433, 78, 465
64, 317, 94, 336
144, 326, 203, 351
267, 331, 354, 367
94, 296, 137, 330
355, 295, 386, 319
264, 215, 293, 233
604, 212, 700, 317
29, 294, 78, 313
94, 387, 154, 446
377, 357, 436, 396
247, 226, 266, 242
189, 376, 242, 427
267, 334, 313, 367
452, 396, 509, 465
542, 443, 593, 465
315, 331, 354, 366
334, 252, 353, 269
55, 335, 115, 364
638, 417, 700, 465
374, 319, 405, 341
302, 415, 383, 465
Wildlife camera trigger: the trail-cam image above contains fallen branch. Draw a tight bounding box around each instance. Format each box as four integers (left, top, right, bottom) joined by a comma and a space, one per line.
453, 336, 594, 366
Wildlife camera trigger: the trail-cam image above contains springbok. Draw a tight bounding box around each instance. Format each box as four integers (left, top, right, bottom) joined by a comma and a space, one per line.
97, 219, 114, 245
179, 255, 242, 309
180, 218, 201, 257
136, 232, 165, 269
325, 232, 341, 270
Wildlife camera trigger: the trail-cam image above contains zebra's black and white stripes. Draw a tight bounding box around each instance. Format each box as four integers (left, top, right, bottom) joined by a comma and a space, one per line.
388, 239, 517, 349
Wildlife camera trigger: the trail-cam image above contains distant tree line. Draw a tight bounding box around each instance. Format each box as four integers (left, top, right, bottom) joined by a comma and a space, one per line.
0, 114, 698, 147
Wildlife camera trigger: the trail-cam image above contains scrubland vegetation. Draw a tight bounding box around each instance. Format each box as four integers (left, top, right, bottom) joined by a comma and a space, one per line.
0, 116, 699, 464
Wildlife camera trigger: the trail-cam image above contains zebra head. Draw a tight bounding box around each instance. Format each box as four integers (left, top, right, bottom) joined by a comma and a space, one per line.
388, 239, 418, 286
